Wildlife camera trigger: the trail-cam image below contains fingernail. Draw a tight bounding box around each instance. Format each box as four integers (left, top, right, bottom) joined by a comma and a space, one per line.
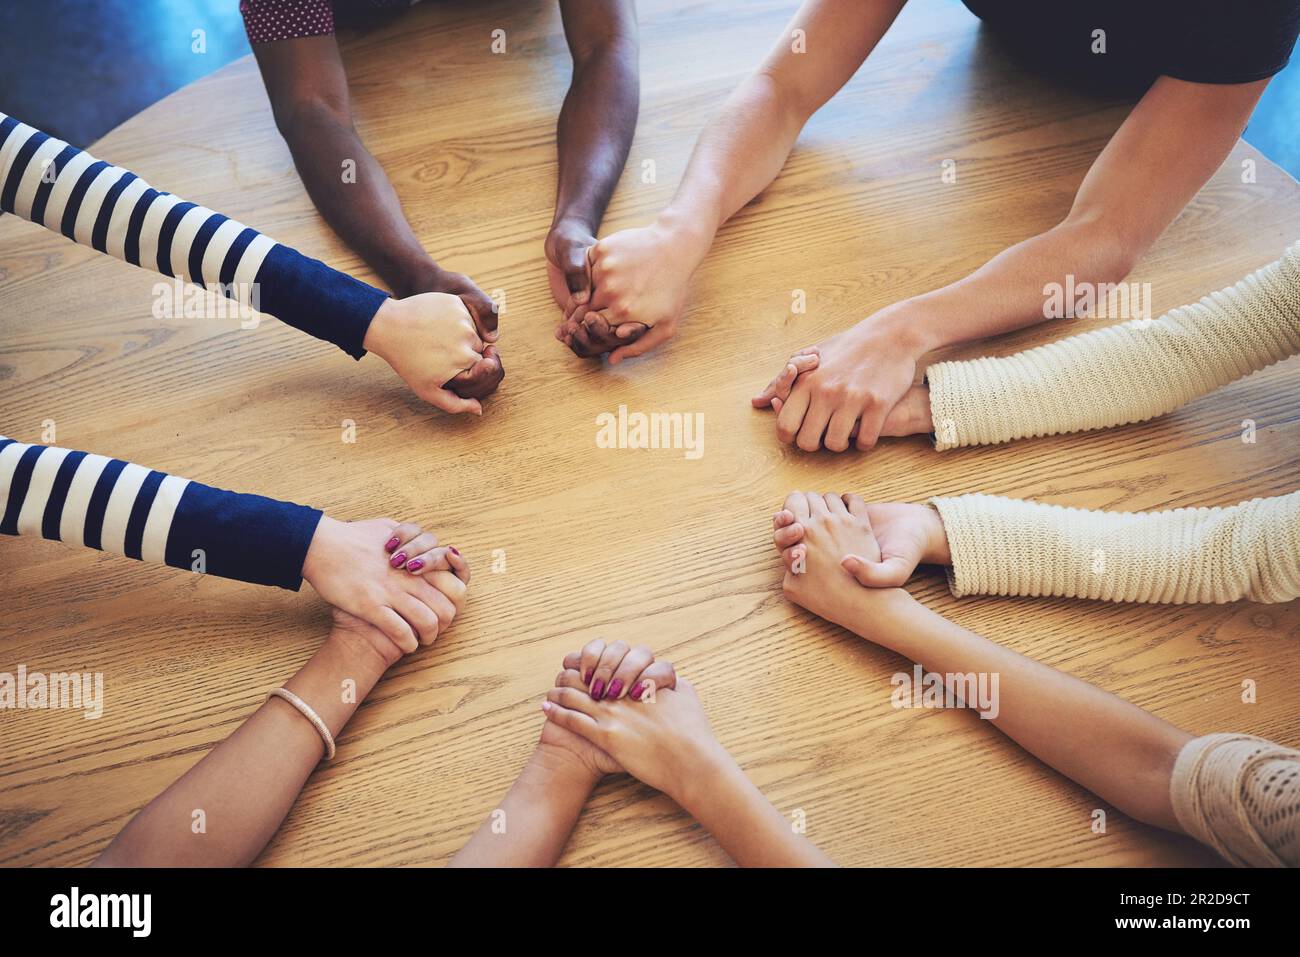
406, 558, 424, 572
606, 679, 623, 700
385, 537, 400, 553
389, 552, 407, 568
449, 546, 460, 556
583, 668, 593, 683
629, 682, 644, 701
541, 700, 552, 713
590, 679, 605, 700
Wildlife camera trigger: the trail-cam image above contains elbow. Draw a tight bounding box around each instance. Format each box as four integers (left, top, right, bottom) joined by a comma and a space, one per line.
570, 32, 639, 72
271, 95, 354, 142
751, 67, 814, 137
1054, 212, 1144, 284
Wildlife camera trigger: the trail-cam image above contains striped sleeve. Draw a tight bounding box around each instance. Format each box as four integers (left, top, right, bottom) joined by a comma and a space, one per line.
0, 436, 322, 590
0, 112, 388, 359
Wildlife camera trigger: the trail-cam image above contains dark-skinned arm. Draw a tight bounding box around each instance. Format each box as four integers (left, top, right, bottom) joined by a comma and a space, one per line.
545, 0, 641, 357
250, 33, 501, 353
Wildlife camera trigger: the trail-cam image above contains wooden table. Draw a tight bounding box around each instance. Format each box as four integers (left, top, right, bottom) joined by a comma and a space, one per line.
2, 0, 1297, 867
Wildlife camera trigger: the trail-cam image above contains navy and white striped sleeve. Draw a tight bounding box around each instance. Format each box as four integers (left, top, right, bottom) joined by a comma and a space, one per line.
0, 112, 388, 359
0, 436, 322, 590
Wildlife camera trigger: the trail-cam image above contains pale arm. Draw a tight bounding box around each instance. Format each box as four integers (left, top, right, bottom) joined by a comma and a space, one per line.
821, 587, 1190, 831
448, 745, 599, 867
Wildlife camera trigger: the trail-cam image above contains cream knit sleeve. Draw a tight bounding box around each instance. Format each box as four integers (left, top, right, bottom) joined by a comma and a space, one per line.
1170, 733, 1300, 867
925, 242, 1300, 450
929, 490, 1300, 603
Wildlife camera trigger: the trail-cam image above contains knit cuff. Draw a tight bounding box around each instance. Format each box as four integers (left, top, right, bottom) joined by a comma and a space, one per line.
925, 241, 1300, 452
1170, 733, 1300, 868
929, 493, 1024, 597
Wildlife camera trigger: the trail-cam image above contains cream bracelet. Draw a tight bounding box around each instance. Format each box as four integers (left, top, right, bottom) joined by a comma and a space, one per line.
268, 687, 337, 761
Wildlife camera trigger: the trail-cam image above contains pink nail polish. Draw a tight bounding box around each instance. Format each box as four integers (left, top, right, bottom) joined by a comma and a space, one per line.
583, 668, 593, 684
385, 537, 400, 553
406, 558, 424, 572
541, 700, 551, 712
389, 552, 407, 568
449, 546, 460, 556
590, 679, 605, 700
629, 682, 644, 701
606, 679, 623, 700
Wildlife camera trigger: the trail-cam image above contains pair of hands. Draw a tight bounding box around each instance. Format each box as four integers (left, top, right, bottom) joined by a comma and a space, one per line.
750, 308, 935, 451
302, 516, 471, 661
542, 220, 935, 452
364, 271, 504, 416
545, 220, 692, 364
771, 491, 950, 622
534, 639, 726, 807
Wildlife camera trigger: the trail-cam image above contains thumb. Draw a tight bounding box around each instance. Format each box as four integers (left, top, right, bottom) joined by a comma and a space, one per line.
841, 554, 913, 587
462, 292, 499, 342
423, 386, 483, 416
564, 244, 592, 303
881, 385, 933, 437
609, 324, 666, 365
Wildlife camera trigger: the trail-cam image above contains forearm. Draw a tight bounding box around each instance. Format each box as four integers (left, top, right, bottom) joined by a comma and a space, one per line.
889, 216, 1141, 355
926, 241, 1300, 448
931, 490, 1300, 604
0, 111, 387, 357
679, 747, 834, 867
658, 73, 805, 255
94, 627, 391, 866
655, 0, 904, 258
833, 588, 1190, 831
552, 38, 639, 234
0, 434, 321, 589
448, 745, 598, 867
900, 75, 1268, 356
276, 105, 434, 297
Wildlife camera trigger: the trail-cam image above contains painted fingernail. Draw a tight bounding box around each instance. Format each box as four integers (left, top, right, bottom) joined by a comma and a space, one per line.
629, 682, 644, 701
406, 558, 424, 572
385, 537, 400, 553
606, 679, 623, 700
590, 679, 605, 700
583, 668, 594, 684
389, 552, 407, 568
449, 546, 460, 556
541, 700, 552, 713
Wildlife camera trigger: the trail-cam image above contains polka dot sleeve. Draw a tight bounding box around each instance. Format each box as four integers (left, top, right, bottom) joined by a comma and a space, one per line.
240, 0, 337, 45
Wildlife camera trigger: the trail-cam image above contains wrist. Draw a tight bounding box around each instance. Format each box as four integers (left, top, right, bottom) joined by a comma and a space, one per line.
361, 297, 403, 359
301, 514, 342, 585
670, 740, 737, 813
528, 742, 603, 793
836, 585, 918, 646
868, 299, 944, 357
324, 621, 403, 674
654, 206, 714, 266
378, 250, 442, 299
548, 213, 597, 239
923, 506, 952, 566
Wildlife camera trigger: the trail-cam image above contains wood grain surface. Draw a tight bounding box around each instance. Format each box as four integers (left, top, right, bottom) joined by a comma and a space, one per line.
1, 0, 1297, 867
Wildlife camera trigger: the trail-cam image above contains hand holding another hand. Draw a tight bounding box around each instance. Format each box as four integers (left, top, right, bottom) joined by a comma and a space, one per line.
537, 642, 678, 780
542, 672, 726, 806
303, 516, 470, 658
553, 220, 703, 363
364, 292, 503, 414
752, 304, 937, 450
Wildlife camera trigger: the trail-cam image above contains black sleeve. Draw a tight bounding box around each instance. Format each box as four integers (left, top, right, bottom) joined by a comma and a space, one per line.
1164, 0, 1300, 84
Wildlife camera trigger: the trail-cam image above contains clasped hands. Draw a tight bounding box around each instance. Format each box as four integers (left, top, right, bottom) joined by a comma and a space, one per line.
375, 225, 940, 457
